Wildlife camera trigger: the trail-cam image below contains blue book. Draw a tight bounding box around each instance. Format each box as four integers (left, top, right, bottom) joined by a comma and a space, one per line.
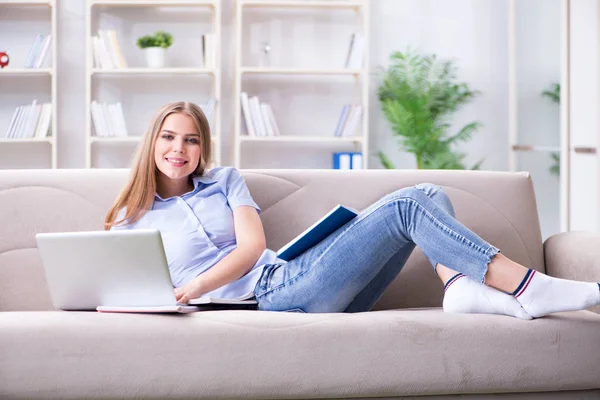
276, 205, 358, 262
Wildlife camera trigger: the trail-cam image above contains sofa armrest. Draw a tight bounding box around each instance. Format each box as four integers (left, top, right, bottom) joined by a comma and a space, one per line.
544, 231, 600, 313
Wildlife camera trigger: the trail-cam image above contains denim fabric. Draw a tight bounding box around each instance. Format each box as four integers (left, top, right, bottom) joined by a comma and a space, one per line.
253, 183, 500, 313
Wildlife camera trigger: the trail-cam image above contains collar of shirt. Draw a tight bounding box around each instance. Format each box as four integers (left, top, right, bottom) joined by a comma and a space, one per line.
153, 172, 219, 203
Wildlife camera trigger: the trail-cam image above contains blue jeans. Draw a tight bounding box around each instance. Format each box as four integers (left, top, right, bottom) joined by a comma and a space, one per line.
253, 183, 500, 313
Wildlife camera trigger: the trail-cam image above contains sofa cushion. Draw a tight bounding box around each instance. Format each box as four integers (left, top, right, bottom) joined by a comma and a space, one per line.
0, 248, 54, 311
1, 309, 598, 399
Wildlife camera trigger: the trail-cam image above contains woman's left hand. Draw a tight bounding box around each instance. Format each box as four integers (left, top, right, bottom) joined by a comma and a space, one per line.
174, 278, 204, 304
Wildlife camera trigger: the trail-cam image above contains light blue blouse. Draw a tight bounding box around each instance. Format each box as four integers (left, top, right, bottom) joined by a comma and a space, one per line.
112, 167, 284, 299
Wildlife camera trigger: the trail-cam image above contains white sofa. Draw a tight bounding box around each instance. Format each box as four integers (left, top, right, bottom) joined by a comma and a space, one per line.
1, 168, 599, 399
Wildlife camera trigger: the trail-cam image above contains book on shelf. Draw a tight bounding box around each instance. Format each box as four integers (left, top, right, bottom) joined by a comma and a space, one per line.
276, 204, 358, 262
24, 34, 51, 69
240, 92, 256, 136
239, 92, 280, 137
344, 32, 365, 69
199, 99, 217, 131
249, 96, 267, 136
92, 29, 128, 69
4, 101, 52, 139
199, 99, 216, 120
260, 104, 274, 137
344, 105, 363, 136
90, 101, 128, 137
333, 152, 363, 170
334, 104, 362, 137
265, 104, 280, 136
202, 33, 216, 68
334, 104, 350, 136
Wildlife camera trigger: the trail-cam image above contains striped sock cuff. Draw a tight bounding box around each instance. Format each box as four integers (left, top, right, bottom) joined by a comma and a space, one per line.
512, 269, 536, 298
444, 273, 466, 292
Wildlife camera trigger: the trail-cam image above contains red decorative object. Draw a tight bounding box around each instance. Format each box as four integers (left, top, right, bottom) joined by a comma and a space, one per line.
0, 52, 9, 68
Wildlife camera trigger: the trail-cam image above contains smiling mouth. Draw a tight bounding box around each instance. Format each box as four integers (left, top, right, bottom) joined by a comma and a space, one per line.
165, 158, 188, 167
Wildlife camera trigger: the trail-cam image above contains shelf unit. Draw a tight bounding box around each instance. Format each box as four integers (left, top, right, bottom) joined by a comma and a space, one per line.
0, 68, 53, 75
232, 0, 369, 169
91, 67, 216, 75
85, 0, 221, 168
0, 0, 57, 169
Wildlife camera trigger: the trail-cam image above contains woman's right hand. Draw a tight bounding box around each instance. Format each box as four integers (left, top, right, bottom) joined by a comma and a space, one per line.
174, 277, 205, 303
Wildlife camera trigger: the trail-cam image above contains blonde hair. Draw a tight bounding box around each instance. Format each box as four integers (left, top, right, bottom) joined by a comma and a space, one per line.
104, 101, 211, 230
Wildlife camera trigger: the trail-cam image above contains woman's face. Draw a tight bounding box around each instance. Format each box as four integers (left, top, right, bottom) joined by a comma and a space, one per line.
154, 112, 202, 182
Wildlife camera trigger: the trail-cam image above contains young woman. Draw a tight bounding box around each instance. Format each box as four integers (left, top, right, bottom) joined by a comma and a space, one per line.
105, 101, 600, 318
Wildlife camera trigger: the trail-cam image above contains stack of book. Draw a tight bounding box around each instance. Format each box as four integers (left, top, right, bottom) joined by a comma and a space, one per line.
202, 33, 216, 68
92, 30, 128, 69
239, 92, 280, 137
24, 34, 52, 68
334, 104, 363, 137
344, 33, 365, 69
3, 100, 52, 139
90, 101, 128, 137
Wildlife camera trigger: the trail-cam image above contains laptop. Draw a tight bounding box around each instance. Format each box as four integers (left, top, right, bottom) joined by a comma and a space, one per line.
36, 229, 257, 313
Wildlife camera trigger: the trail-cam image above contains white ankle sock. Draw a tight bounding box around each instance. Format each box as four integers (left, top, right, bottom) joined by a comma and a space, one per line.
443, 273, 532, 320
513, 269, 600, 318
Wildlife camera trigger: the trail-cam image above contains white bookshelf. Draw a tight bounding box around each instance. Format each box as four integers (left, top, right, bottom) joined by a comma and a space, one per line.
0, 0, 57, 169
239, 136, 363, 142
85, 0, 221, 168
90, 0, 214, 6
0, 0, 52, 4
90, 136, 141, 143
241, 1, 364, 9
91, 68, 216, 75
241, 67, 364, 75
233, 0, 369, 169
0, 68, 53, 75
0, 137, 53, 143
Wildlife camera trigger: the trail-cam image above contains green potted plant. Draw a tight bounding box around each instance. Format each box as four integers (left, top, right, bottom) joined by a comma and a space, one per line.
136, 31, 173, 68
377, 49, 483, 170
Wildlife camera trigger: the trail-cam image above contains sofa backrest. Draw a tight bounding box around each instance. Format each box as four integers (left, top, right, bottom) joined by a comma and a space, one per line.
0, 169, 544, 312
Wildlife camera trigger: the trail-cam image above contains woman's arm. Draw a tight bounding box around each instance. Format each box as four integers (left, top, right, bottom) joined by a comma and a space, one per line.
175, 205, 266, 303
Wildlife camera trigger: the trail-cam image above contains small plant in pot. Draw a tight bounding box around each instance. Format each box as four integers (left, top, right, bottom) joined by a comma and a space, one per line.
136, 31, 173, 68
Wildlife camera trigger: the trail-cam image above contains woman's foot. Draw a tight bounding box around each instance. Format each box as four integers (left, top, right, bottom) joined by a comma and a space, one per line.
512, 269, 600, 318
443, 273, 532, 320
